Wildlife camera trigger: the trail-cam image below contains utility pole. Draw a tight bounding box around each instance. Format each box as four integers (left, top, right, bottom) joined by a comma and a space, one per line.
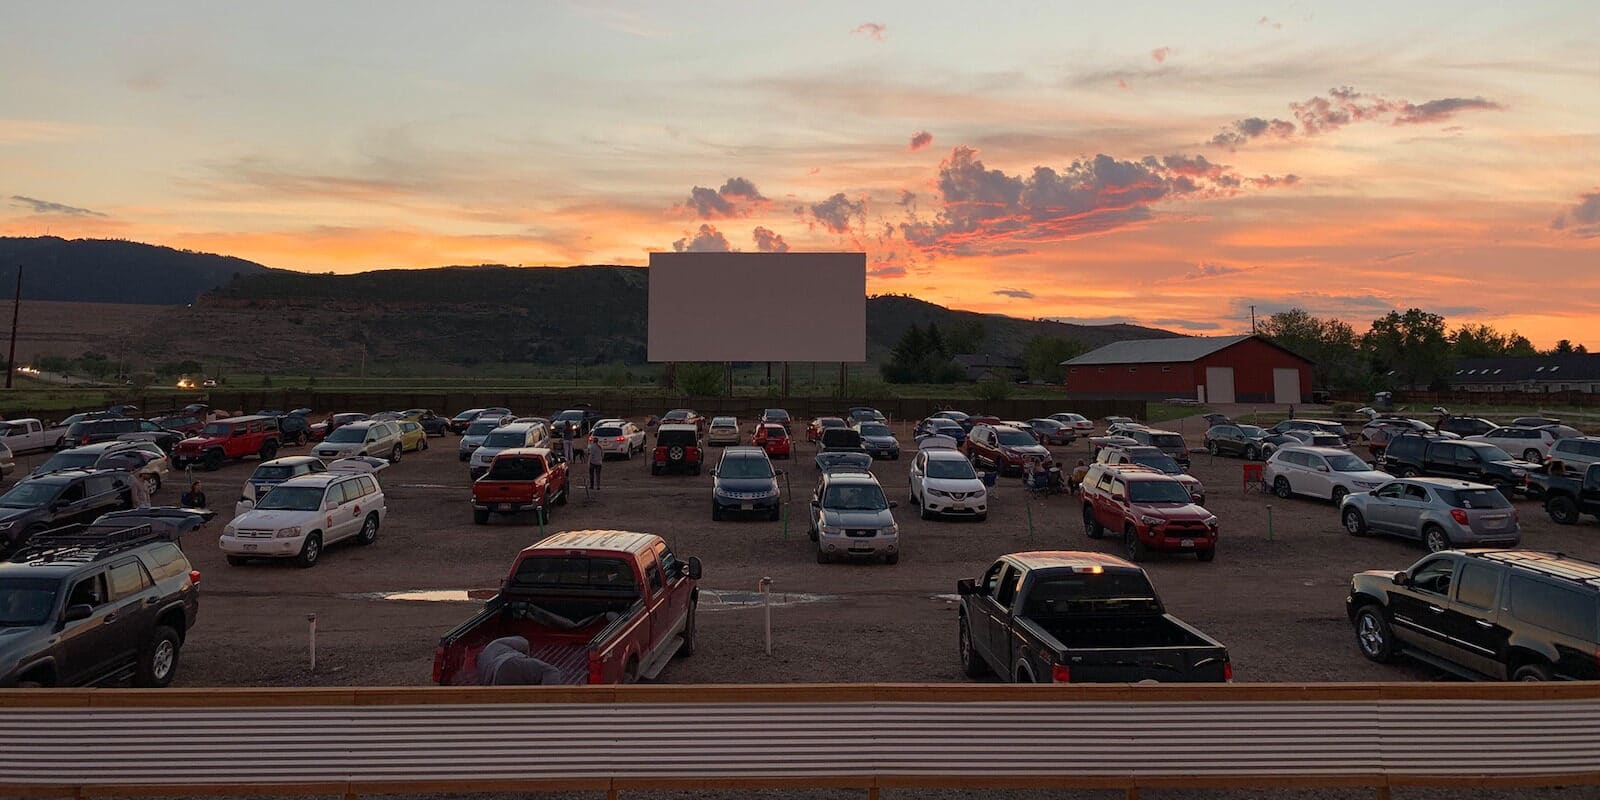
1250, 305, 1257, 335
5, 264, 21, 389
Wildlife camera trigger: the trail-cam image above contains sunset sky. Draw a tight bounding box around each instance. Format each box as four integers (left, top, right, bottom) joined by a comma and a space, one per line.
2, 2, 1597, 344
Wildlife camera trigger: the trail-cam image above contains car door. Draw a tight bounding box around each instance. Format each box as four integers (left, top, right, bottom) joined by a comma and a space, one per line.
639, 551, 668, 658
1390, 483, 1433, 537
1366, 482, 1408, 532
971, 562, 1011, 669
1388, 555, 1457, 658
104, 557, 160, 668
1221, 426, 1244, 455
908, 451, 925, 500
56, 571, 119, 685
1301, 452, 1334, 498
1441, 560, 1508, 678
52, 481, 90, 524
335, 479, 369, 542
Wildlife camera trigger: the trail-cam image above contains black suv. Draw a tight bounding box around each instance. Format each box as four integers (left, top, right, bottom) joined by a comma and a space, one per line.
1270, 418, 1349, 440
63, 417, 181, 451
0, 469, 135, 555
1436, 415, 1496, 438
1348, 550, 1600, 681
0, 524, 200, 687
1380, 433, 1537, 494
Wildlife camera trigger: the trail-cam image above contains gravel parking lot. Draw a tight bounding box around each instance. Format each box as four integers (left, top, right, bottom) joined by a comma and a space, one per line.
24, 414, 1599, 690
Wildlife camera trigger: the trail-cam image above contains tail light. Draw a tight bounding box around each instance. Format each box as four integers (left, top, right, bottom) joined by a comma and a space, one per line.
615, 436, 625, 442
588, 651, 603, 684
1224, 662, 1234, 682
1051, 663, 1071, 683
188, 569, 201, 586
81, 435, 92, 445
431, 646, 444, 683
1450, 509, 1471, 525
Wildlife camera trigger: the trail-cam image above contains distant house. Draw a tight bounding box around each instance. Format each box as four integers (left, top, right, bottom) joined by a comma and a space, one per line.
1062, 335, 1313, 403
1450, 355, 1600, 393
953, 353, 1023, 382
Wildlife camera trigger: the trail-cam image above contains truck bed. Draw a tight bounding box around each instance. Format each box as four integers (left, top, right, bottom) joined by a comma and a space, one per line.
437, 595, 638, 686
1021, 613, 1228, 683
1033, 613, 1214, 650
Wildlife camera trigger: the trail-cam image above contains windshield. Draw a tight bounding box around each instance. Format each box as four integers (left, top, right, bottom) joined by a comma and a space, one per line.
556, 411, 584, 421
0, 481, 60, 508
486, 456, 545, 481
201, 422, 232, 436
1030, 420, 1062, 431
719, 457, 773, 479
252, 465, 302, 481
511, 556, 636, 592
1128, 480, 1193, 504
1132, 454, 1181, 474
1442, 488, 1513, 509
664, 410, 690, 420
1475, 444, 1515, 462
325, 426, 367, 443
1151, 434, 1186, 449
256, 486, 325, 511
453, 410, 482, 421
859, 424, 891, 437
0, 577, 58, 626
484, 432, 524, 448
1326, 453, 1370, 472
823, 483, 889, 511
1022, 573, 1160, 617
465, 421, 500, 436
996, 430, 1036, 446
1239, 425, 1266, 438
657, 429, 697, 446
37, 452, 98, 473
927, 458, 977, 480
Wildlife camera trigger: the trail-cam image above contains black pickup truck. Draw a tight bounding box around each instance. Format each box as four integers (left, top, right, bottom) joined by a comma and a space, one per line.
1530, 462, 1600, 525
957, 551, 1230, 683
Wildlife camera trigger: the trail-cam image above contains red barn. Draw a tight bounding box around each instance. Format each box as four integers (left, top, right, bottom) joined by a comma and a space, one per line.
1062, 335, 1314, 403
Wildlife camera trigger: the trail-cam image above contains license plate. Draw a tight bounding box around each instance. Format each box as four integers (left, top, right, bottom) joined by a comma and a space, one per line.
243, 544, 258, 551
499, 504, 514, 511
740, 503, 753, 511
1181, 539, 1195, 548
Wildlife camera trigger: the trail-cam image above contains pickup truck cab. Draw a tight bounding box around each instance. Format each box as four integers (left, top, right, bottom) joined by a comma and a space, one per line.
1380, 433, 1537, 496
956, 551, 1231, 683
1, 418, 67, 454
172, 415, 281, 471
471, 447, 569, 525
1533, 462, 1600, 525
1081, 463, 1218, 562
433, 531, 702, 685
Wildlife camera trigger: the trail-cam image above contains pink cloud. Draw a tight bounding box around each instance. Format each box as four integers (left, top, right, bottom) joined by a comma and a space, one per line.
1117, 79, 1130, 90
908, 130, 933, 151
851, 22, 886, 41
680, 177, 768, 219
672, 224, 731, 252
1258, 16, 1282, 30
1151, 47, 1173, 64
1212, 86, 1502, 149
752, 226, 790, 252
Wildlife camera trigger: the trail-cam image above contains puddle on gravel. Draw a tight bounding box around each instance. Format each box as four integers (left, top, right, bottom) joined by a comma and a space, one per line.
930, 594, 962, 604
343, 589, 495, 603
697, 590, 835, 611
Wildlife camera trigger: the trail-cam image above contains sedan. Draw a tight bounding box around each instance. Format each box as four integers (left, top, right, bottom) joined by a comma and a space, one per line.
1022, 418, 1074, 446
1048, 412, 1094, 435
914, 418, 967, 446
854, 422, 900, 460
707, 416, 741, 447
753, 423, 792, 460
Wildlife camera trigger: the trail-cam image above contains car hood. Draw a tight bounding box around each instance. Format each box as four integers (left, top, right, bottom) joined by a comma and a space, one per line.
231, 509, 315, 528
177, 436, 226, 449
716, 477, 777, 493
1492, 459, 1539, 471
924, 477, 985, 494
862, 435, 898, 447
1001, 444, 1050, 458
1130, 501, 1213, 520
0, 506, 39, 525
821, 508, 895, 528
315, 443, 363, 453
1338, 470, 1391, 484
459, 435, 490, 447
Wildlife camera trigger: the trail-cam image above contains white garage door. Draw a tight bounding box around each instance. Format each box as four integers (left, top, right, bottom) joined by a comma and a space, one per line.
1273, 368, 1302, 404
1205, 367, 1235, 404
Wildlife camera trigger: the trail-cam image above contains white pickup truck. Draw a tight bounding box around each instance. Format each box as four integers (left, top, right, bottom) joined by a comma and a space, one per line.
1, 418, 69, 454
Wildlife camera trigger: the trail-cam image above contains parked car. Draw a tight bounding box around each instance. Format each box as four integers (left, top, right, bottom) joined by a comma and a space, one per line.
238, 456, 328, 509
402, 409, 449, 436
808, 469, 899, 564
1346, 549, 1600, 681
914, 418, 967, 445
651, 424, 703, 475
1204, 423, 1271, 459
1437, 416, 1497, 438
1271, 418, 1350, 440
1466, 427, 1556, 463
956, 552, 1230, 683
1545, 436, 1600, 476
220, 470, 385, 567
1528, 462, 1600, 525
1123, 428, 1191, 467
907, 444, 987, 521
807, 416, 849, 442
468, 422, 549, 480
551, 407, 604, 438
1021, 418, 1074, 446
0, 441, 13, 478
1202, 413, 1232, 427
751, 423, 792, 460
963, 424, 1050, 476
1340, 477, 1520, 552
0, 524, 199, 687
854, 421, 900, 460
815, 428, 869, 472
396, 420, 428, 452
1267, 429, 1346, 454
760, 409, 792, 431
660, 408, 705, 433
1080, 463, 1218, 562
32, 441, 162, 480
590, 420, 647, 459
1087, 433, 1139, 459
448, 408, 488, 434
846, 407, 887, 425
63, 418, 179, 451
148, 414, 205, 437
1263, 446, 1391, 504
457, 418, 505, 462
1360, 417, 1452, 445
470, 447, 569, 525
86, 506, 216, 543
171, 416, 281, 472
309, 412, 369, 442
711, 446, 782, 521
1048, 412, 1094, 435
1103, 415, 1137, 430
1380, 433, 1537, 495
1511, 416, 1563, 429
0, 469, 136, 555
313, 420, 405, 463
706, 416, 741, 447
432, 531, 701, 685
1096, 445, 1204, 504
932, 410, 973, 430
1, 418, 68, 454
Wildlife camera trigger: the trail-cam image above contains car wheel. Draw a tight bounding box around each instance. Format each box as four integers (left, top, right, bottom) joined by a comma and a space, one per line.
1273, 477, 1292, 499
295, 432, 308, 446
390, 445, 402, 463
1422, 525, 1451, 553
1548, 495, 1579, 525
143, 474, 159, 497
134, 626, 181, 688
1083, 504, 1103, 539
919, 495, 933, 520
1124, 526, 1146, 562
1400, 468, 1420, 478
677, 602, 697, 657
1206, 441, 1218, 455
295, 533, 322, 568
420, 438, 428, 451
1354, 606, 1395, 663
711, 502, 723, 522
258, 442, 278, 461
554, 487, 568, 506
1331, 486, 1349, 506
203, 450, 223, 471
885, 551, 899, 565
959, 615, 988, 678
816, 547, 830, 564
225, 555, 248, 566
472, 509, 489, 525
1343, 508, 1368, 536
1513, 662, 1553, 681
356, 513, 379, 545
1245, 444, 1260, 460
1196, 547, 1216, 562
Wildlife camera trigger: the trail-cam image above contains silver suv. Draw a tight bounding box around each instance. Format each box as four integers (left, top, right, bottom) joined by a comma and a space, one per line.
1339, 477, 1520, 553
468, 422, 548, 479
312, 420, 403, 462
457, 416, 507, 462
1548, 436, 1600, 476
807, 471, 900, 564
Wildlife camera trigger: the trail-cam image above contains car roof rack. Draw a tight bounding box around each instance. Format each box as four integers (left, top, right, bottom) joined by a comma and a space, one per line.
1471, 550, 1600, 590
8, 523, 162, 565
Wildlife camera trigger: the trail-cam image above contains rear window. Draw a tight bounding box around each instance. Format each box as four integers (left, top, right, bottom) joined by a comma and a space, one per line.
657, 429, 698, 446
486, 456, 545, 481
995, 430, 1035, 446
1151, 434, 1186, 449
483, 432, 525, 448
1022, 572, 1160, 616
465, 421, 500, 436
511, 556, 637, 591
592, 426, 623, 437
253, 465, 299, 481
1440, 488, 1512, 509
1508, 576, 1598, 641
859, 424, 891, 437
763, 426, 787, 438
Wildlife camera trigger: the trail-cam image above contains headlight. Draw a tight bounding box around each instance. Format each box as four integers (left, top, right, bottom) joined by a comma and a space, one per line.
820, 525, 844, 535
926, 488, 950, 498
223, 524, 236, 535
0, 521, 14, 531
1139, 515, 1166, 528
275, 526, 302, 538
887, 523, 900, 535
1204, 515, 1219, 527
1191, 480, 1206, 494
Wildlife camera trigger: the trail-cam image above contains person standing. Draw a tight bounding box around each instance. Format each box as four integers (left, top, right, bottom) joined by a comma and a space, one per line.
561, 424, 575, 464
587, 435, 604, 490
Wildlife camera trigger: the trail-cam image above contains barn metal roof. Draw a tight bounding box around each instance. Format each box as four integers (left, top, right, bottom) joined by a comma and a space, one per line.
1063, 335, 1254, 366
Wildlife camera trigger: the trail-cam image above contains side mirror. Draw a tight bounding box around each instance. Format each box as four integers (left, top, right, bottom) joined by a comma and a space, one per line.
63, 604, 93, 623
1392, 571, 1409, 587
774, 469, 785, 477
1317, 465, 1330, 473
686, 556, 703, 580
709, 469, 719, 477
1112, 493, 1127, 503
49, 502, 65, 512
956, 578, 977, 596
1370, 489, 1380, 496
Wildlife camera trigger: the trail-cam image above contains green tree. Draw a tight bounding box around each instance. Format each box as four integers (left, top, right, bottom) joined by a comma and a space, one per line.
973, 376, 1012, 402
881, 324, 962, 383
925, 322, 947, 358
78, 351, 112, 380
946, 319, 986, 354
676, 362, 724, 396
1021, 335, 1087, 383
1258, 309, 1367, 391
1363, 309, 1451, 389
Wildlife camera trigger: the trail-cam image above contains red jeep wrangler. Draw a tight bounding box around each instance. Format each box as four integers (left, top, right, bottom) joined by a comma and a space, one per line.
652, 424, 703, 475
470, 447, 569, 525
172, 415, 280, 471
1080, 463, 1218, 562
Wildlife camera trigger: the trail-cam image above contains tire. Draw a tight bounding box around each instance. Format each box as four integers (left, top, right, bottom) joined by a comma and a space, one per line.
1124, 526, 1147, 562
295, 432, 308, 446
711, 503, 723, 522
1401, 468, 1420, 478
420, 438, 428, 451
1273, 477, 1292, 499
623, 656, 640, 685
473, 509, 489, 525
1343, 508, 1369, 536
389, 445, 402, 463
1513, 662, 1553, 681
225, 555, 248, 566
356, 513, 379, 545
554, 487, 567, 506
1423, 525, 1451, 554
258, 441, 278, 461
1196, 547, 1216, 562
1523, 449, 1542, 463
677, 602, 697, 657
1245, 444, 1260, 461
143, 474, 159, 497
1548, 495, 1580, 525
135, 626, 181, 688
1206, 441, 1218, 455
1083, 505, 1104, 539
885, 552, 899, 565
919, 495, 933, 520
959, 615, 988, 678
459, 453, 469, 462
768, 506, 781, 522
203, 450, 223, 471
295, 532, 322, 568
1331, 486, 1349, 506
816, 547, 830, 564
1354, 606, 1395, 663
975, 513, 988, 522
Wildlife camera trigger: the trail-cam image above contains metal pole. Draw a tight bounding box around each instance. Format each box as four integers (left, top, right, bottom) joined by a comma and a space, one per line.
1266, 504, 1274, 541
307, 613, 317, 672
5, 264, 21, 389
1025, 496, 1035, 542
759, 576, 772, 655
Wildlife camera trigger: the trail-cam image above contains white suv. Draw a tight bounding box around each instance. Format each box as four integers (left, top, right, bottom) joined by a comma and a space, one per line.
220, 471, 386, 567
1263, 445, 1390, 504
1548, 436, 1600, 475
468, 422, 548, 479
313, 420, 404, 462
907, 445, 987, 521
1469, 426, 1558, 463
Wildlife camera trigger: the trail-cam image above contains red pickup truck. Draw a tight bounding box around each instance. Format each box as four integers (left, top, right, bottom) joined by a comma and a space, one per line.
1080, 463, 1218, 562
172, 415, 281, 471
470, 447, 569, 525
432, 530, 703, 685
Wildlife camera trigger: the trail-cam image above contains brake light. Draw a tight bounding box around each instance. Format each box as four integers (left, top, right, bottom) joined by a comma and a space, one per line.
81, 435, 91, 445
188, 569, 200, 586
1051, 663, 1071, 683
1450, 509, 1470, 525
431, 646, 444, 683
1224, 662, 1234, 682
615, 437, 625, 442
